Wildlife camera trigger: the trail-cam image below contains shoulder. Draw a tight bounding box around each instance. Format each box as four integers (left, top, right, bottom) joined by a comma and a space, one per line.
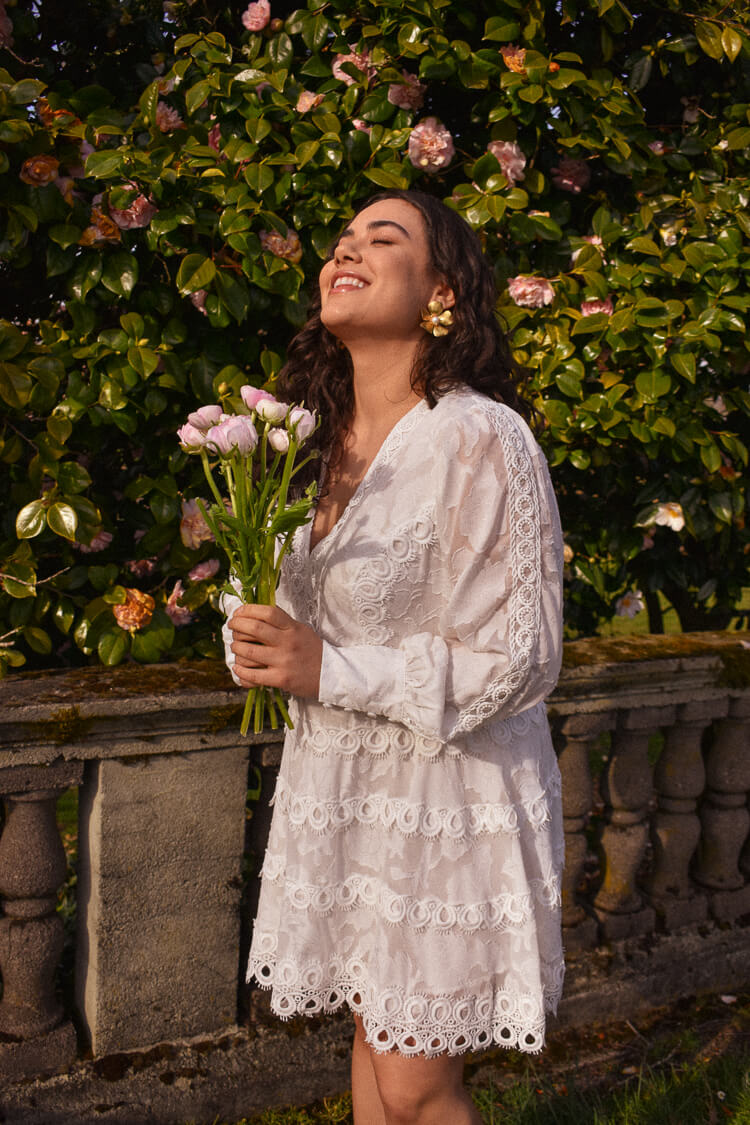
427, 387, 539, 462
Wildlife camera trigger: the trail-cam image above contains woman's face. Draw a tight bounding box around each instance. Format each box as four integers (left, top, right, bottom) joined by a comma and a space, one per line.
319, 198, 453, 343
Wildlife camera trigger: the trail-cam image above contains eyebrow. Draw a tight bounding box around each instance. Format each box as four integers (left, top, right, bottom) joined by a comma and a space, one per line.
338, 219, 412, 239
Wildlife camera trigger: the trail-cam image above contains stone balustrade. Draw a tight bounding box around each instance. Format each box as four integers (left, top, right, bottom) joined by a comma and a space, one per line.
0, 632, 748, 1086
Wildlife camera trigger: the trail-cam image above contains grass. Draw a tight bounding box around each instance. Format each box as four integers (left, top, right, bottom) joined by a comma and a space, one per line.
194, 992, 750, 1125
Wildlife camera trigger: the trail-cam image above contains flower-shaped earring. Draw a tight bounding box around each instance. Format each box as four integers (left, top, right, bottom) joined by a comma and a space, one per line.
420, 299, 454, 337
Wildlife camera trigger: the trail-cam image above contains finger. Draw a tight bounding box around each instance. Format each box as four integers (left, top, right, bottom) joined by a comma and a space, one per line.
229, 616, 281, 645
231, 603, 292, 629
232, 640, 272, 667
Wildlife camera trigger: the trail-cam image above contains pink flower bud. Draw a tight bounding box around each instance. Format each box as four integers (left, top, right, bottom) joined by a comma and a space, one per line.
287, 406, 316, 441
241, 385, 275, 410
177, 422, 208, 451
206, 416, 259, 455
187, 404, 223, 430
256, 398, 289, 423
267, 427, 290, 453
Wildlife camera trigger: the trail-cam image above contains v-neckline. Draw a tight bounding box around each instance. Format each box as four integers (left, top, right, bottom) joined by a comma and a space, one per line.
308, 398, 427, 559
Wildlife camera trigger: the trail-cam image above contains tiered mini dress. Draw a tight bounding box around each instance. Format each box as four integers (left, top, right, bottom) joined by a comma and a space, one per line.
223, 387, 565, 1057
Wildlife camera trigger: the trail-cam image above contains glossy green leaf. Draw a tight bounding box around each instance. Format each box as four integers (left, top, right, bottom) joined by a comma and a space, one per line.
16, 500, 47, 539
47, 502, 78, 540
176, 254, 217, 294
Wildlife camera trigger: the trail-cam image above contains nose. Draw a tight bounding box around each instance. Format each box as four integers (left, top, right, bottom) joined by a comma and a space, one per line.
334, 234, 362, 264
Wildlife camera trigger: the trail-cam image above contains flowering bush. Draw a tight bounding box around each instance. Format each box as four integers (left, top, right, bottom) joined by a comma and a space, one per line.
0, 0, 749, 676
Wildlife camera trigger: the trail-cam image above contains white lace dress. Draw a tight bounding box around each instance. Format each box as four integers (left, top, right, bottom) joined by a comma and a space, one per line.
223, 387, 565, 1058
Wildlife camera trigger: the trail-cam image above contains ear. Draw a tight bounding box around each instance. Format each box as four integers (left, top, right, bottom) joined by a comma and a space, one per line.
429, 278, 455, 309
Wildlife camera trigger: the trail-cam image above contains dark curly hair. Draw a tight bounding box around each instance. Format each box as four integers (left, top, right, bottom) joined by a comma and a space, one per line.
277, 189, 534, 478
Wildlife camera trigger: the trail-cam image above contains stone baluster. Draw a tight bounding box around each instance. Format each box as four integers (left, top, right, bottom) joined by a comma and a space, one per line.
0, 761, 82, 1081
644, 700, 723, 929
556, 712, 614, 950
594, 705, 674, 940
694, 695, 750, 922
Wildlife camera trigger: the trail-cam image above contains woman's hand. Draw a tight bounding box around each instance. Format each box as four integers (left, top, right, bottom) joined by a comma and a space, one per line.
228, 604, 323, 699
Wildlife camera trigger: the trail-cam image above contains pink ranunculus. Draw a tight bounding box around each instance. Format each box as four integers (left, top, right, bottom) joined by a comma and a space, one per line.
551, 157, 591, 194
287, 406, 316, 441
487, 140, 526, 186
180, 499, 214, 549
109, 194, 157, 229
332, 47, 375, 86
177, 422, 209, 451
242, 0, 270, 31
387, 71, 426, 112
155, 101, 183, 131
267, 427, 290, 453
165, 580, 193, 626
206, 416, 259, 456
188, 558, 220, 582
255, 397, 289, 423
296, 90, 324, 113
407, 117, 455, 174
190, 289, 208, 316
507, 275, 555, 308
187, 404, 223, 430
581, 297, 613, 317
241, 385, 275, 411
78, 529, 113, 554
259, 228, 303, 263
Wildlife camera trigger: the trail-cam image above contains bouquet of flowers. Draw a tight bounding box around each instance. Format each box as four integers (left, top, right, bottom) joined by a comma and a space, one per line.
177, 386, 318, 735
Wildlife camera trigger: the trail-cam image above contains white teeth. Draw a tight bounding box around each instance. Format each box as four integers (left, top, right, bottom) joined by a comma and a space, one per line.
333, 276, 366, 290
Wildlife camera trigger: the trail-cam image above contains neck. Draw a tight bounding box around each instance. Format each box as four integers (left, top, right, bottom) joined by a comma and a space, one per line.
345, 337, 423, 436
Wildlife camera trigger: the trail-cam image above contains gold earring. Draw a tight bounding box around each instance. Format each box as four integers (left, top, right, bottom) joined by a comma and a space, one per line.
420, 299, 454, 337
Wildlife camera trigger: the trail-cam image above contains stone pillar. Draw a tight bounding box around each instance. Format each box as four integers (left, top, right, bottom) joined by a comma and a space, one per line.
0, 760, 82, 1081
76, 744, 249, 1055
556, 712, 613, 951
594, 706, 674, 940
644, 700, 720, 929
694, 695, 750, 922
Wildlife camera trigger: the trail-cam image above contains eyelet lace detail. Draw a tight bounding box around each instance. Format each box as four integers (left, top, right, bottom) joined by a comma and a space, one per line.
248, 932, 564, 1057
273, 772, 561, 840
259, 856, 561, 932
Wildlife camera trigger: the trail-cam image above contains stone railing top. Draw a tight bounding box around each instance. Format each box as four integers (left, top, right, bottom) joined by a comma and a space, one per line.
0, 633, 748, 767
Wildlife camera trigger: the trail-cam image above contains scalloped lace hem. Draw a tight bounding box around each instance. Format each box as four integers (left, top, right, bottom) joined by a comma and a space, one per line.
247, 950, 561, 1057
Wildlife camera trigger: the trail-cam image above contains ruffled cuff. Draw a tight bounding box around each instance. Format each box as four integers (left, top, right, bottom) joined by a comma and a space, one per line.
220, 590, 243, 687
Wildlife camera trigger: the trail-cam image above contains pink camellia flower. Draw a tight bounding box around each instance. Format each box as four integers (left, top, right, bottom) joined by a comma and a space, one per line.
188, 404, 223, 430
177, 422, 209, 451
259, 228, 303, 263
241, 385, 275, 411
206, 415, 259, 456
572, 234, 607, 265
551, 157, 591, 194
407, 117, 455, 174
487, 140, 526, 186
127, 558, 158, 579
268, 427, 290, 453
296, 90, 324, 113
188, 558, 220, 582
190, 290, 208, 316
54, 176, 79, 206
113, 588, 155, 632
109, 194, 157, 229
155, 101, 183, 131
352, 119, 372, 135
387, 71, 426, 112
180, 499, 214, 549
242, 0, 270, 31
681, 96, 700, 125
78, 529, 113, 553
507, 275, 555, 308
641, 532, 655, 550
653, 502, 685, 531
287, 406, 316, 441
615, 590, 644, 618
581, 296, 613, 317
500, 45, 527, 74
165, 580, 193, 626
332, 47, 375, 86
649, 140, 669, 156
256, 397, 289, 423
208, 122, 222, 153
19, 155, 60, 186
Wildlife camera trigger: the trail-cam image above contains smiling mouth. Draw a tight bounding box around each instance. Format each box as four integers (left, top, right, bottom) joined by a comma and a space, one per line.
331, 275, 368, 291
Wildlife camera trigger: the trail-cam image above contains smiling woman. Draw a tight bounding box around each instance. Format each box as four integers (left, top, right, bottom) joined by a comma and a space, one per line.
222, 190, 564, 1125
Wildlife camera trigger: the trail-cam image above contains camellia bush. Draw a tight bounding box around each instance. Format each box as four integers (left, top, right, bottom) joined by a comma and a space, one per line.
0, 0, 749, 674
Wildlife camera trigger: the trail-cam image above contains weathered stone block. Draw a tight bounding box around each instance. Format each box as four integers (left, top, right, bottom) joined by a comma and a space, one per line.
595, 904, 656, 942
0, 1019, 76, 1081
75, 746, 249, 1055
709, 883, 750, 923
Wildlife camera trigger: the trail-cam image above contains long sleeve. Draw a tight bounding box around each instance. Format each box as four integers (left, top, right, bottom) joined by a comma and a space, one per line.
220, 583, 243, 686
317, 401, 563, 744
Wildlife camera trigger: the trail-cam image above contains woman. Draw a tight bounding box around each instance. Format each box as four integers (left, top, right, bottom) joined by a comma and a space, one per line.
224, 189, 565, 1125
